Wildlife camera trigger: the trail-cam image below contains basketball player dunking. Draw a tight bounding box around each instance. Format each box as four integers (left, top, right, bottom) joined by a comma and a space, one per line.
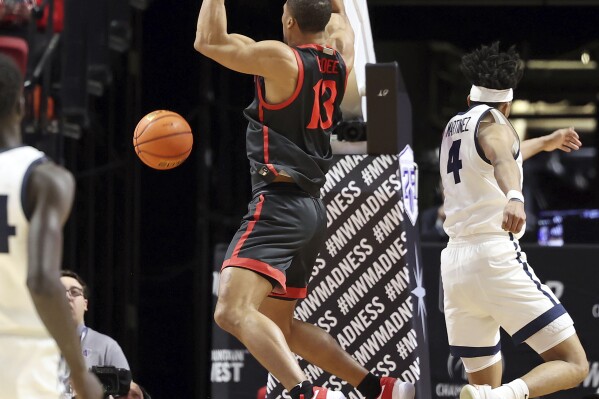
439, 42, 588, 399
0, 54, 102, 399
195, 1, 414, 399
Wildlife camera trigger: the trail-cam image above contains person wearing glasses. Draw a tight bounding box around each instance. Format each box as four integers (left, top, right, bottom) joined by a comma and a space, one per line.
60, 270, 144, 398
60, 270, 130, 370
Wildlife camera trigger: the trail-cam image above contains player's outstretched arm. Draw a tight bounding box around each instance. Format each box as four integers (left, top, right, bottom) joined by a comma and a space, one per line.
520, 127, 582, 161
26, 163, 102, 399
326, 0, 355, 71
194, 0, 296, 80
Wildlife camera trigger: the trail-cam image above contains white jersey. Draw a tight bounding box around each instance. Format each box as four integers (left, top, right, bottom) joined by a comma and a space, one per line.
439, 104, 523, 239
0, 145, 50, 338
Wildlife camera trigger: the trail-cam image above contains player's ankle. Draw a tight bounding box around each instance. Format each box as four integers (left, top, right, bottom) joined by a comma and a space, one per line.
356, 372, 382, 399
289, 380, 314, 399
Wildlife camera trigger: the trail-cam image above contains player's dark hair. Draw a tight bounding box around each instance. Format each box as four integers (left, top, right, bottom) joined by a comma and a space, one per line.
287, 0, 332, 33
61, 269, 90, 298
461, 42, 524, 90
0, 54, 23, 122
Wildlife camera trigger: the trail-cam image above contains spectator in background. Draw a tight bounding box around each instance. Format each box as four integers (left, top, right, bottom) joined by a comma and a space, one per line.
60, 270, 130, 370
61, 270, 147, 399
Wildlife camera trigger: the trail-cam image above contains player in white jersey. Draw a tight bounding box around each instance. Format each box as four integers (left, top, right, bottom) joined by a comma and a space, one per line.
0, 54, 102, 399
439, 43, 588, 399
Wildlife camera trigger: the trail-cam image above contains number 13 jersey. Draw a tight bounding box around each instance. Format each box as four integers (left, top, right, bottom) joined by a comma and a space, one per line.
244, 44, 347, 198
439, 104, 524, 239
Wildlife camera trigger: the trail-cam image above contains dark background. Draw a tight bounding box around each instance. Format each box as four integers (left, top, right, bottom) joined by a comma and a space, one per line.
3, 0, 599, 397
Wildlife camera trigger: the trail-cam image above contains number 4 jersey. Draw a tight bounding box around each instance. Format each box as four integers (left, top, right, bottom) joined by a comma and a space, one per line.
244, 44, 348, 198
0, 146, 51, 337
439, 104, 524, 239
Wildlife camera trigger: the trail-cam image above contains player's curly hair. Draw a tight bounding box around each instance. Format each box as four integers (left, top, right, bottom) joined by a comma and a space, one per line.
461, 42, 524, 90
287, 0, 332, 33
0, 54, 22, 121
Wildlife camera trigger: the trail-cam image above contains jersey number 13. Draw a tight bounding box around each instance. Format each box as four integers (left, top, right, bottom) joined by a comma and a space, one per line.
307, 79, 338, 130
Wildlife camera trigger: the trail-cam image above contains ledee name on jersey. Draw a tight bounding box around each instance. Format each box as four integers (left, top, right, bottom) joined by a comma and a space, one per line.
317, 56, 340, 75
445, 116, 472, 137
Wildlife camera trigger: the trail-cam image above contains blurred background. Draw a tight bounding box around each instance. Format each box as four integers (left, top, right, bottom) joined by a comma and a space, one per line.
1, 0, 598, 398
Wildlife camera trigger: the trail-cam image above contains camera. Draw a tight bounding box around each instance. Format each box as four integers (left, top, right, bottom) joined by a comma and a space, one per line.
333, 119, 367, 142
90, 366, 132, 398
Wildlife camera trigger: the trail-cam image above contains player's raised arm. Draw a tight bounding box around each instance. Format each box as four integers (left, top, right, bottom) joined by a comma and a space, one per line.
520, 127, 581, 161
325, 0, 355, 71
194, 0, 296, 80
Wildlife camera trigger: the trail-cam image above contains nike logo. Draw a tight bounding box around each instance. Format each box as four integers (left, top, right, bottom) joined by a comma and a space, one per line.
313, 389, 320, 398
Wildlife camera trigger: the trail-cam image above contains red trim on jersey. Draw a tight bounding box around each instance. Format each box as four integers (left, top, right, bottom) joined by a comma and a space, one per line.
222, 257, 286, 295
231, 194, 265, 259
256, 49, 304, 111
269, 286, 308, 300
262, 125, 279, 176
297, 43, 335, 54
262, 125, 269, 163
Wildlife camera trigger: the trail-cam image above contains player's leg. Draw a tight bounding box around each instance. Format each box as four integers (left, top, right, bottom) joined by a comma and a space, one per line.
260, 297, 415, 399
258, 194, 370, 387
214, 266, 307, 390
260, 192, 414, 399
464, 360, 502, 387
260, 297, 367, 386
441, 240, 505, 395
494, 242, 588, 399
216, 189, 344, 397
461, 238, 588, 399
519, 333, 588, 397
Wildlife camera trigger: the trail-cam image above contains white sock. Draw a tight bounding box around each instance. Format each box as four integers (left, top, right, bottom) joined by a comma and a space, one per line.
492, 379, 529, 399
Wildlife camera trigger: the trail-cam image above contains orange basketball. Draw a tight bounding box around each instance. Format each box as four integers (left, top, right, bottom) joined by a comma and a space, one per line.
133, 110, 193, 170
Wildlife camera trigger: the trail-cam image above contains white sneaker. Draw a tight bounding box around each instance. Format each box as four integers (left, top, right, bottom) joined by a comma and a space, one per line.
312, 386, 346, 399
378, 377, 415, 399
460, 384, 499, 399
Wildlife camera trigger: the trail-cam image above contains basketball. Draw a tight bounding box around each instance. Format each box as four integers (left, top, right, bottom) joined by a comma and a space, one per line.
133, 110, 193, 170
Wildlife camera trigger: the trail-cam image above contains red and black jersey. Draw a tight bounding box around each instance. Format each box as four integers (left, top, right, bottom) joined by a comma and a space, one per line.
243, 44, 348, 198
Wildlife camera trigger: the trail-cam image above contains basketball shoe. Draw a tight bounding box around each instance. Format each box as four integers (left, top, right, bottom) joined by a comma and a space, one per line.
378, 377, 415, 399
460, 384, 499, 399
310, 386, 346, 398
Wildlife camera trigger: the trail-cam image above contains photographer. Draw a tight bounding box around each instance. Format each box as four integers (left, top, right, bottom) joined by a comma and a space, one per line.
60, 270, 143, 398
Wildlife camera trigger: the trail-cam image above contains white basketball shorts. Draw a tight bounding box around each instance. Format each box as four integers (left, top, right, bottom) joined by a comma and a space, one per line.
441, 234, 575, 361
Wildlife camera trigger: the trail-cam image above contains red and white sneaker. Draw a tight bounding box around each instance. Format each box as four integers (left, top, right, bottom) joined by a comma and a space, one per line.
310, 386, 346, 399
378, 377, 415, 399
460, 384, 499, 399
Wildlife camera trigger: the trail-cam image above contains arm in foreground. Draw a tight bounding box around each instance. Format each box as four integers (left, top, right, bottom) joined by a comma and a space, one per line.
26, 163, 103, 399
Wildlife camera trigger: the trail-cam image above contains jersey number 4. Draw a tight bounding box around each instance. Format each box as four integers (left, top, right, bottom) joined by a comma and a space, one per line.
1, 195, 16, 253
307, 79, 337, 130
447, 139, 463, 184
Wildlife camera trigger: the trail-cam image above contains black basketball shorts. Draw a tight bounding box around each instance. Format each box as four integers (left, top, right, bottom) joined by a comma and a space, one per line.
221, 183, 326, 299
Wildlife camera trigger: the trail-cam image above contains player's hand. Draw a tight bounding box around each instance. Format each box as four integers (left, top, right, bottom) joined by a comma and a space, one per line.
543, 127, 581, 153
502, 200, 526, 234
70, 370, 104, 399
